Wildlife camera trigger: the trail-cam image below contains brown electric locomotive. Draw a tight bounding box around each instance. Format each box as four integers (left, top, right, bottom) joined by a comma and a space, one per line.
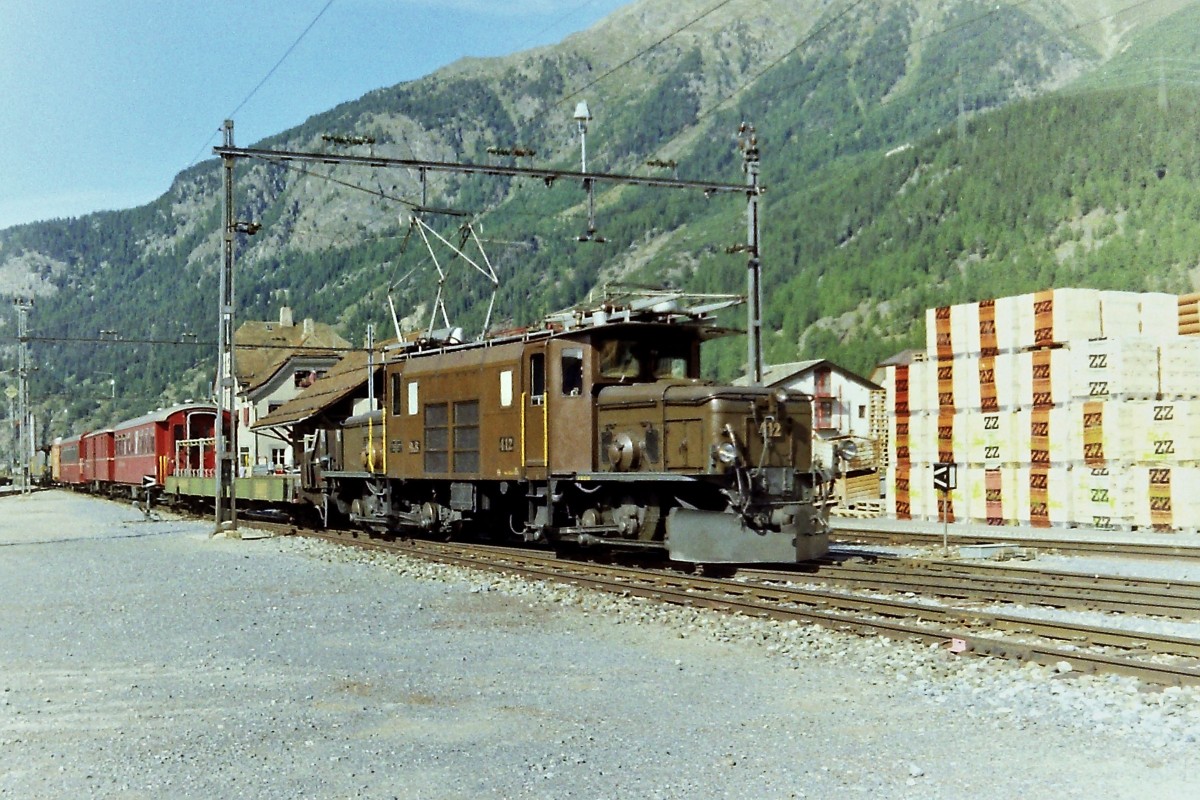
308, 296, 830, 564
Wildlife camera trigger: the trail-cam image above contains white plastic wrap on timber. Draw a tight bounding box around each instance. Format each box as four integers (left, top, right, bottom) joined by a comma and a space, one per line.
945, 354, 980, 411
888, 411, 931, 465
964, 465, 1018, 524
888, 462, 936, 520
1012, 406, 1075, 464
963, 409, 1017, 466
1070, 466, 1136, 530
924, 410, 967, 463
885, 464, 906, 518
925, 307, 945, 356
1140, 292, 1179, 339
1016, 288, 1102, 349
1014, 348, 1073, 408
924, 300, 1018, 357
905, 360, 935, 414
1122, 400, 1200, 463
1013, 465, 1073, 526
1068, 337, 1160, 401
1098, 290, 1143, 339
906, 462, 933, 520
984, 352, 1018, 411
902, 412, 936, 464
1129, 465, 1200, 531
1160, 337, 1200, 397
993, 295, 1021, 353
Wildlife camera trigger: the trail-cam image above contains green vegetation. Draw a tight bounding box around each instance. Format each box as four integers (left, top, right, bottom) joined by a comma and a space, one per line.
6, 0, 1200, 439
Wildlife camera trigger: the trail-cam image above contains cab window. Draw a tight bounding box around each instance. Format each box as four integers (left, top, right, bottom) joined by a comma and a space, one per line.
652, 354, 689, 379
561, 348, 583, 396
598, 340, 638, 379
530, 353, 545, 405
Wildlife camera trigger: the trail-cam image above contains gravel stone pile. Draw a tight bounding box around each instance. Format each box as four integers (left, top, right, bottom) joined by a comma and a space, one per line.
1, 491, 1195, 799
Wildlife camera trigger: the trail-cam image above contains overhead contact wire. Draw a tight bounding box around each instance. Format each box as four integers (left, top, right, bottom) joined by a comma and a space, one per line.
184, 0, 338, 170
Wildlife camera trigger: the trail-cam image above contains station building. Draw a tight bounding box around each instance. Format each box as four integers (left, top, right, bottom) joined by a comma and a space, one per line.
232, 307, 349, 473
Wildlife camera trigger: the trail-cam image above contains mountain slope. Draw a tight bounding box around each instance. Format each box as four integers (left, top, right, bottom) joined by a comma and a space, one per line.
2, 0, 1197, 436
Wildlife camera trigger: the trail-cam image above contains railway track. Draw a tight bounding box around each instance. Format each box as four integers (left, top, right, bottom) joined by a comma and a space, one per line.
291, 527, 1200, 687
832, 526, 1200, 560
744, 557, 1200, 619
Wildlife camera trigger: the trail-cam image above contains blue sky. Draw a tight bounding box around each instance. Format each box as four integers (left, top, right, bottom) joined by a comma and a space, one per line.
0, 0, 630, 230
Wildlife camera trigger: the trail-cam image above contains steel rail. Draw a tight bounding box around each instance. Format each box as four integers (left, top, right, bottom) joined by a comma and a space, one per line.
833, 527, 1200, 560
740, 561, 1200, 619
297, 530, 1200, 686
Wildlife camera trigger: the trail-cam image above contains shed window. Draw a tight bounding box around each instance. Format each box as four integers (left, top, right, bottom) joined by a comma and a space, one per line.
815, 398, 836, 430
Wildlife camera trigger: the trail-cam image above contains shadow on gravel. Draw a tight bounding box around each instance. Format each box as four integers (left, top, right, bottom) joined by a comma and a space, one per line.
0, 528, 196, 548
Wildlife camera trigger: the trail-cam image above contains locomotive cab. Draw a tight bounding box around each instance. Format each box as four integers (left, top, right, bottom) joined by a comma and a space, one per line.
593, 331, 700, 387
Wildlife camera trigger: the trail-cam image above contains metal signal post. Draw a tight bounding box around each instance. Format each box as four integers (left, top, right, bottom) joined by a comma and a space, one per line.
14, 298, 33, 493
215, 120, 239, 535
739, 124, 763, 386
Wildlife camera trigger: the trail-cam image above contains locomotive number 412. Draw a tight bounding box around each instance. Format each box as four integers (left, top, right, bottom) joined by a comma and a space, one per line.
499, 436, 516, 452
759, 420, 783, 438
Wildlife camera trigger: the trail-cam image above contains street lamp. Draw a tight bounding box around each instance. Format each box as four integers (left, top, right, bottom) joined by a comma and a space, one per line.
573, 100, 603, 242
573, 101, 592, 173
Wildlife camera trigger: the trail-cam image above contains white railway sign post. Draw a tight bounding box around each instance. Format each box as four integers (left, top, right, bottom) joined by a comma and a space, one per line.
933, 462, 957, 553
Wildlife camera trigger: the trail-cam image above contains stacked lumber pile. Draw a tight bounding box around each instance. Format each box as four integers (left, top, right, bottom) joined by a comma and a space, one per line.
882, 288, 1199, 531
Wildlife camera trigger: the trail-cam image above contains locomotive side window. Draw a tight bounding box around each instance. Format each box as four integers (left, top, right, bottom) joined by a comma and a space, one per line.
652, 355, 689, 379
599, 340, 638, 379
561, 348, 583, 396
390, 373, 403, 416
453, 401, 480, 473
530, 353, 545, 405
424, 402, 449, 473
500, 369, 513, 407
407, 380, 420, 416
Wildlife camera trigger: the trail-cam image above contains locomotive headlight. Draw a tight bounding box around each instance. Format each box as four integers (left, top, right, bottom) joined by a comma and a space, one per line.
716, 441, 739, 465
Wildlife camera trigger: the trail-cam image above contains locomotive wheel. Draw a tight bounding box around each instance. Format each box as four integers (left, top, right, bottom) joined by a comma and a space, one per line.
419, 502, 452, 540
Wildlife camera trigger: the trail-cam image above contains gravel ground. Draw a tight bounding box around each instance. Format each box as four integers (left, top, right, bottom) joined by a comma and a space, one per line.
1, 491, 1197, 799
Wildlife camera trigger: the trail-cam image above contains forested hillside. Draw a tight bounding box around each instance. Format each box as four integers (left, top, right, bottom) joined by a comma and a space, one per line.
2, 0, 1199, 439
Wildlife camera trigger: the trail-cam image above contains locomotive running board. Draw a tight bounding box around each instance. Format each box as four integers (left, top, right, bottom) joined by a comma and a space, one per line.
665, 508, 820, 564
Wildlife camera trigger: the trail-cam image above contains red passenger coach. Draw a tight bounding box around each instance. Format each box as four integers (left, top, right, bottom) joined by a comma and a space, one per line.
81, 429, 114, 486
112, 404, 219, 489
56, 434, 84, 485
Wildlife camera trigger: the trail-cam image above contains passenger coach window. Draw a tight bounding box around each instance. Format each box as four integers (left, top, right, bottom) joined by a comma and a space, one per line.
390, 374, 403, 416
561, 348, 583, 396
530, 353, 545, 405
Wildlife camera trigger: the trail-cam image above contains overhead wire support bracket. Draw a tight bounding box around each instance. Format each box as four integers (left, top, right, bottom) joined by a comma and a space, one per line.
212, 145, 762, 198
405, 214, 502, 341
215, 122, 768, 382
